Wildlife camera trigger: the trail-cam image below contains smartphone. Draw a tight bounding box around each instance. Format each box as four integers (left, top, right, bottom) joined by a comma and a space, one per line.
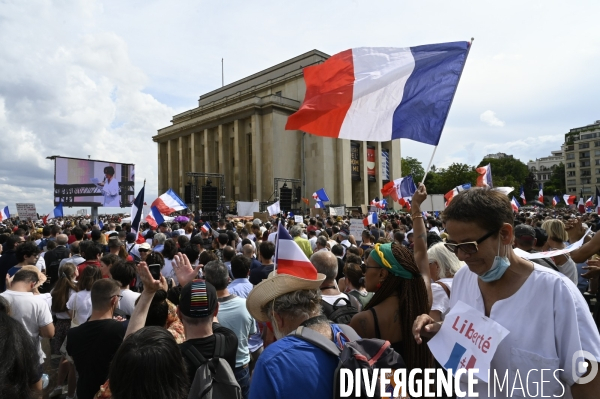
148, 264, 161, 280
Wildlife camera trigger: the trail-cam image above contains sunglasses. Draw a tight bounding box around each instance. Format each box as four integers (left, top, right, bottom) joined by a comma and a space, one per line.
360, 263, 381, 273
443, 230, 498, 255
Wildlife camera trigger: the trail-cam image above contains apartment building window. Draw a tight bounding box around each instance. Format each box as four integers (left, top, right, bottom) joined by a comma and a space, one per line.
584, 187, 592, 193
582, 133, 597, 140
580, 151, 590, 158
567, 171, 576, 177
595, 150, 600, 157
580, 142, 590, 149
581, 169, 591, 176
566, 153, 575, 160
567, 179, 576, 186
567, 162, 576, 168
595, 141, 600, 147
597, 177, 600, 183
581, 160, 591, 167
596, 160, 600, 166
581, 178, 591, 185
568, 187, 576, 193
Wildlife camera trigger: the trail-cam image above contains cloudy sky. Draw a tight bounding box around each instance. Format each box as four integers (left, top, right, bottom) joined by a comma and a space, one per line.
1, 0, 599, 214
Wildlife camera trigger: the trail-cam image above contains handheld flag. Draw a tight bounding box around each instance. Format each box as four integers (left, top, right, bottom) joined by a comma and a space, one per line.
563, 195, 576, 206
43, 203, 63, 224
363, 212, 378, 227
476, 164, 493, 187
301, 197, 310, 206
315, 200, 325, 209
538, 188, 544, 203
586, 196, 594, 208
312, 188, 330, 202
151, 189, 187, 215
145, 206, 165, 228
267, 201, 281, 216
201, 222, 212, 234
381, 175, 416, 203
520, 186, 526, 205
285, 42, 470, 145
578, 198, 585, 214
398, 198, 411, 211
274, 222, 317, 279
445, 184, 471, 206
552, 196, 559, 207
510, 196, 520, 212
0, 206, 9, 222
130, 185, 145, 235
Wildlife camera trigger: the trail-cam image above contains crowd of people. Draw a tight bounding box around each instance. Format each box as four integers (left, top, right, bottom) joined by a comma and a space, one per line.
1, 184, 600, 398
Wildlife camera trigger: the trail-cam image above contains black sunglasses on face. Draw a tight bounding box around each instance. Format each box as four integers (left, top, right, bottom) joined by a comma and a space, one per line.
360, 263, 381, 273
443, 230, 498, 255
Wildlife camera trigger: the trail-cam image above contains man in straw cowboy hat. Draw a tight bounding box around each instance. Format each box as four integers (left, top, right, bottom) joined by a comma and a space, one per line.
244, 222, 360, 399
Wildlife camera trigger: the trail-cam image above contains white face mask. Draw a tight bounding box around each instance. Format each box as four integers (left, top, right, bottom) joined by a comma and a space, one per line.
270, 314, 285, 340
478, 237, 511, 283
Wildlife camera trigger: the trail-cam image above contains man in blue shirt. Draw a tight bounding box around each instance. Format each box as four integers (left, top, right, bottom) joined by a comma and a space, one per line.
228, 255, 253, 298
246, 251, 359, 399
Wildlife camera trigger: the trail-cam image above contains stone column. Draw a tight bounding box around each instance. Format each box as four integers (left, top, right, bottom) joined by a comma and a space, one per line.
178, 136, 184, 195
251, 112, 262, 201
233, 120, 240, 200
157, 141, 163, 193
190, 132, 196, 172
203, 129, 210, 172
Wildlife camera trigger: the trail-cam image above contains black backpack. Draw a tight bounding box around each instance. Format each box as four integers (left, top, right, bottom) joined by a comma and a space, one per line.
289, 324, 407, 399
321, 297, 358, 325
42, 246, 70, 292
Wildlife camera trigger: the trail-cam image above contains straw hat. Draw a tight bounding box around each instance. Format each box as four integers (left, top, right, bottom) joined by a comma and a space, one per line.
246, 270, 325, 322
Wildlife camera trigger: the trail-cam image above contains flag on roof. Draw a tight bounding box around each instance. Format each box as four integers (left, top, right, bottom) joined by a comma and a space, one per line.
130, 185, 145, 235
0, 206, 9, 222
444, 184, 471, 206
151, 189, 187, 215
285, 42, 470, 144
312, 188, 330, 202
43, 203, 63, 224
510, 196, 520, 212
476, 164, 493, 188
563, 195, 577, 206
363, 212, 378, 227
274, 222, 317, 279
519, 186, 526, 205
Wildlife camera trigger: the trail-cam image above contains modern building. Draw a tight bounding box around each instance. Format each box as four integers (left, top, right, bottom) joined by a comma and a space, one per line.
484, 152, 514, 160
152, 50, 401, 212
563, 120, 600, 196
527, 148, 564, 186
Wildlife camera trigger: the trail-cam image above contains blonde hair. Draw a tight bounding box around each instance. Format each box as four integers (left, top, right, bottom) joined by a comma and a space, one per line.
541, 220, 568, 242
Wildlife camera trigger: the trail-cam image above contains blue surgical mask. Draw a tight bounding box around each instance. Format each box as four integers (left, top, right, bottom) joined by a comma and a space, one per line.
478, 238, 510, 282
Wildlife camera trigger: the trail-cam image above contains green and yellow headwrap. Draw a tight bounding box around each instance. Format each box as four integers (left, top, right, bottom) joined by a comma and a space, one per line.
369, 243, 413, 280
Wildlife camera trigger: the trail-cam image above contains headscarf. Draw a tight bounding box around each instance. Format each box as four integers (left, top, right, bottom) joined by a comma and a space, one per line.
369, 243, 413, 280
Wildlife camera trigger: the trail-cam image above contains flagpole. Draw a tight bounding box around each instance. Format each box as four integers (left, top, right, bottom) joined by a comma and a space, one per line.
420, 37, 474, 185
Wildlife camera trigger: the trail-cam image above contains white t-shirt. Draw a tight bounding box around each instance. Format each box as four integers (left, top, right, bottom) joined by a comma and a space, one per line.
430, 278, 453, 320
54, 288, 76, 319
556, 257, 578, 286
119, 288, 141, 316
66, 290, 93, 326
449, 264, 600, 398
0, 290, 53, 364
309, 236, 318, 251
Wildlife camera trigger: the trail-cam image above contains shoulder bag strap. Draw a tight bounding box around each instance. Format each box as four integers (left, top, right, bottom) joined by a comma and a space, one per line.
288, 326, 341, 357
436, 280, 451, 298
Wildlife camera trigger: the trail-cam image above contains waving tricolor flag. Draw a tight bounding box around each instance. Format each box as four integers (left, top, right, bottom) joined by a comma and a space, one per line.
586, 196, 594, 208
476, 164, 493, 188
578, 198, 585, 214
510, 196, 520, 212
519, 186, 526, 205
145, 206, 165, 228
445, 184, 471, 206
274, 221, 316, 279
363, 212, 378, 227
381, 175, 417, 203
43, 203, 63, 224
538, 188, 544, 203
370, 198, 387, 209
312, 188, 330, 202
151, 189, 187, 215
563, 195, 577, 206
285, 42, 470, 145
130, 184, 145, 235
0, 206, 9, 222
552, 196, 559, 207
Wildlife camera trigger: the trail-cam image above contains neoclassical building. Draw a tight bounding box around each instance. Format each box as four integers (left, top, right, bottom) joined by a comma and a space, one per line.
153, 50, 401, 211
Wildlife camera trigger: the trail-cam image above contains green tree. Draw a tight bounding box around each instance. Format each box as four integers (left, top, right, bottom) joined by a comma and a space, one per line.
436, 163, 478, 193
401, 157, 425, 183
543, 163, 566, 195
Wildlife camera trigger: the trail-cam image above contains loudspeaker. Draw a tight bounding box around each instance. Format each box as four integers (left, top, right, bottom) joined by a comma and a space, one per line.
184, 184, 193, 204
280, 186, 292, 211
294, 186, 301, 203
201, 185, 218, 212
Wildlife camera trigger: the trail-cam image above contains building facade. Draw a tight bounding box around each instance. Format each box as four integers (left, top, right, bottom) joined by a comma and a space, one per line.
484, 152, 514, 160
153, 50, 402, 212
527, 148, 564, 186
563, 120, 600, 196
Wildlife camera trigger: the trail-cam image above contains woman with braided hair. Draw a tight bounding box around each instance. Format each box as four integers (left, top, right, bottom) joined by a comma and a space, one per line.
349, 184, 434, 372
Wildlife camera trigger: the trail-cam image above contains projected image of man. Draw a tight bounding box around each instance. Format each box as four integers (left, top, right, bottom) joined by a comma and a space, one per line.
98, 166, 120, 207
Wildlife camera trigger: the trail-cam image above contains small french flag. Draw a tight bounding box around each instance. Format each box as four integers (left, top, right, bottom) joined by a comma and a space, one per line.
444, 184, 471, 206
0, 206, 9, 222
363, 212, 378, 227
201, 222, 211, 234
520, 186, 526, 205
552, 196, 559, 207
151, 189, 187, 215
563, 195, 577, 206
145, 206, 165, 228
510, 196, 520, 212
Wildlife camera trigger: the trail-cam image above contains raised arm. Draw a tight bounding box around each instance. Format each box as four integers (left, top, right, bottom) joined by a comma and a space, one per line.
410, 183, 432, 309
125, 262, 164, 338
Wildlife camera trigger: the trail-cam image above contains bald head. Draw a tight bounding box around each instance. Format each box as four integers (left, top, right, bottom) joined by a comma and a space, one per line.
242, 244, 254, 257
56, 234, 69, 246
310, 250, 338, 281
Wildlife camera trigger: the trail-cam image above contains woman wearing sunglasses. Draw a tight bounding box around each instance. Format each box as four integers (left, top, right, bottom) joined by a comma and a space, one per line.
349, 183, 434, 373
413, 187, 600, 398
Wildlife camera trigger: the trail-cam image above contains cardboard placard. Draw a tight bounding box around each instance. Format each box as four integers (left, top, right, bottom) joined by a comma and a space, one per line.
310, 208, 326, 218
329, 206, 345, 217
349, 218, 365, 243
16, 203, 37, 220
294, 215, 304, 223
252, 212, 268, 223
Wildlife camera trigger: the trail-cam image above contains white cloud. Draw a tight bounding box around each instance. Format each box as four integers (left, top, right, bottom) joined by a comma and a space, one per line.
480, 110, 505, 127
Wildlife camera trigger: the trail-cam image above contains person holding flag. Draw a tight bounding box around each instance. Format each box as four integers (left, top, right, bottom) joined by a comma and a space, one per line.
520, 186, 527, 205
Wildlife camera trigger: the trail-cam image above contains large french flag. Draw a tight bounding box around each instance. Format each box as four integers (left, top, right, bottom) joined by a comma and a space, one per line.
363, 212, 378, 227
130, 185, 145, 235
0, 206, 9, 222
151, 189, 187, 215
285, 42, 470, 144
274, 222, 317, 279
145, 206, 165, 228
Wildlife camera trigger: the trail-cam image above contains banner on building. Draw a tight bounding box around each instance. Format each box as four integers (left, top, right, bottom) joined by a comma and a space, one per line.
351, 142, 361, 181
237, 201, 260, 216
367, 145, 376, 181
381, 149, 390, 181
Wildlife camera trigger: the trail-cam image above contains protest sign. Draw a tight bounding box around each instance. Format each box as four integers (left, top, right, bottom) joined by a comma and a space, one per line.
310, 208, 326, 218
349, 219, 365, 243
237, 201, 260, 216
294, 215, 303, 223
360, 205, 368, 215
16, 203, 37, 220
329, 206, 345, 217
514, 227, 591, 260
253, 212, 268, 223
428, 300, 510, 382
